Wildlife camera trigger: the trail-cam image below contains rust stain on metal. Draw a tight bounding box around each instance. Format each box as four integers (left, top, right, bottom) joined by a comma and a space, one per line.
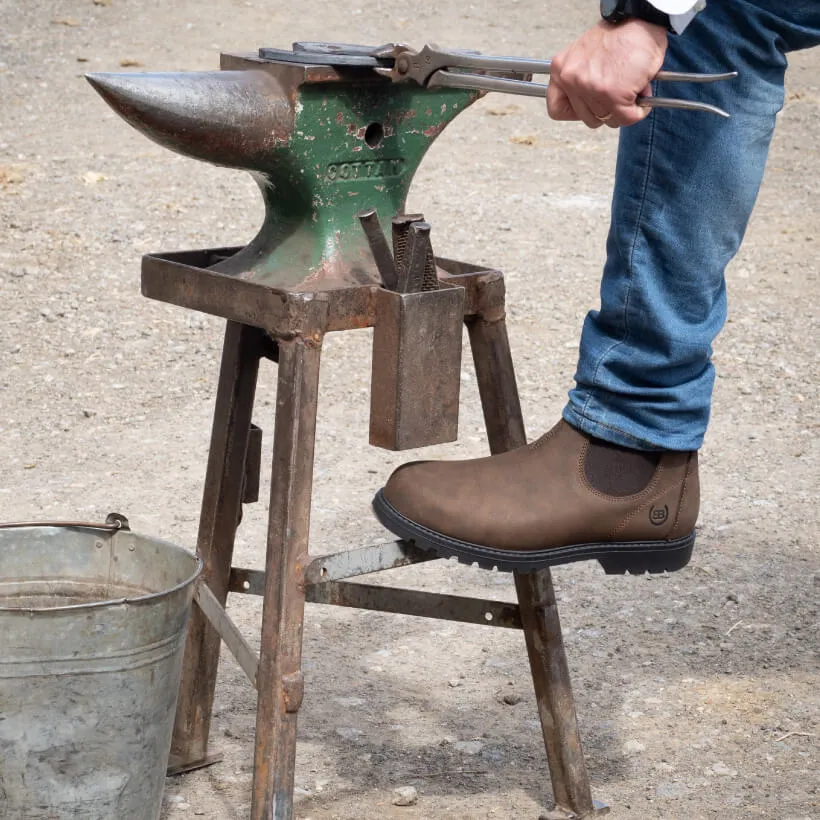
281, 672, 304, 713
394, 108, 417, 123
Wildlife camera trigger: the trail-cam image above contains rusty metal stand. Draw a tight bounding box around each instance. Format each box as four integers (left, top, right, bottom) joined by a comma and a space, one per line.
147, 250, 607, 819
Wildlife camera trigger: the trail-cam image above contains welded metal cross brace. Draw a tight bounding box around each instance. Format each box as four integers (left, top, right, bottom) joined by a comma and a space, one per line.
194, 538, 526, 691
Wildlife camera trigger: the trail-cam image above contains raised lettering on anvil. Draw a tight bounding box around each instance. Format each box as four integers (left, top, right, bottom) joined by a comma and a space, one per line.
326, 158, 405, 182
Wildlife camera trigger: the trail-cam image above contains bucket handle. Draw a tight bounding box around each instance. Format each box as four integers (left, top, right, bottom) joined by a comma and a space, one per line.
0, 512, 130, 531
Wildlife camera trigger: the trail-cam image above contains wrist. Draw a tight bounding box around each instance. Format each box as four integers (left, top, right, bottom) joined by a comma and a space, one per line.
595, 18, 669, 46
600, 0, 673, 31
619, 18, 671, 43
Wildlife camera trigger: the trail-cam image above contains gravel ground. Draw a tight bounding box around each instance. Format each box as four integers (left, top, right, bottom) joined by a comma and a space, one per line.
1, 1, 817, 819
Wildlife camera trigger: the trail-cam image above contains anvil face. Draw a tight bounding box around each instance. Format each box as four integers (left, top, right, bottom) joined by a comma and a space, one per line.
88, 48, 480, 291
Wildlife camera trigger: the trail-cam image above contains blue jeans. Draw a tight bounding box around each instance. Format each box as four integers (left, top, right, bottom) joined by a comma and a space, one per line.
564, 0, 820, 451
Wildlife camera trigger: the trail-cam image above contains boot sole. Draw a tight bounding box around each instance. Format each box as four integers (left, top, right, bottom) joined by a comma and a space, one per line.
372, 489, 695, 575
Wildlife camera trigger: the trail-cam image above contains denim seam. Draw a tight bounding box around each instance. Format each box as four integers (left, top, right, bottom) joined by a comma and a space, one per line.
566, 405, 664, 451
581, 108, 658, 425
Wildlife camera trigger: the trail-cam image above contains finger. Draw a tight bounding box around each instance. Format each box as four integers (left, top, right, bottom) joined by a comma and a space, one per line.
549, 67, 603, 128
564, 89, 605, 129
610, 100, 653, 127
546, 82, 580, 122
609, 83, 654, 126
586, 97, 621, 127
585, 89, 652, 128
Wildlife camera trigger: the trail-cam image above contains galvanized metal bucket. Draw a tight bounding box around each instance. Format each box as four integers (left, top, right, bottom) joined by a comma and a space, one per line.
0, 516, 202, 819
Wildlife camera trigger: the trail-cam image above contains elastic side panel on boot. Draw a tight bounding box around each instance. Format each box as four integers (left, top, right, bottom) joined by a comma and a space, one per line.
583, 439, 660, 497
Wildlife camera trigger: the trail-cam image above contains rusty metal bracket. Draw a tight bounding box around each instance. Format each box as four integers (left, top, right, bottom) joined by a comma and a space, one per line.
140, 249, 505, 333
281, 672, 304, 714
195, 581, 259, 687
227, 544, 523, 630
306, 579, 522, 629
303, 539, 435, 583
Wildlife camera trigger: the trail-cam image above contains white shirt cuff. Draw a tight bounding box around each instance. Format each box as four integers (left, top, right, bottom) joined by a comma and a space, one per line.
651, 0, 706, 33
650, 0, 703, 13
669, 10, 698, 33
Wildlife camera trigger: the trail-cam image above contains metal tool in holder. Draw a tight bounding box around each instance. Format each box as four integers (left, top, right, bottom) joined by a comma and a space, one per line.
359, 209, 465, 449
86, 40, 637, 820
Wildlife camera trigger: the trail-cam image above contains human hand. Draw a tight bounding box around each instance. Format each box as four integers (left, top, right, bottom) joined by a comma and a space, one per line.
547, 20, 668, 129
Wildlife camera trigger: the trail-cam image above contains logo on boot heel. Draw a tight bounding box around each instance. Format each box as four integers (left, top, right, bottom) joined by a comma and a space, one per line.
649, 505, 669, 526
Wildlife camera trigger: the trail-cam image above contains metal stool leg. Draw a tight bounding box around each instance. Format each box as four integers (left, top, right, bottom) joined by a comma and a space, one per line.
251, 328, 326, 820
467, 306, 601, 818
515, 571, 597, 816
169, 321, 264, 770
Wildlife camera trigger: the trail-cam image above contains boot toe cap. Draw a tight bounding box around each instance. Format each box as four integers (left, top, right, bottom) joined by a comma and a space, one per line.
382, 460, 439, 524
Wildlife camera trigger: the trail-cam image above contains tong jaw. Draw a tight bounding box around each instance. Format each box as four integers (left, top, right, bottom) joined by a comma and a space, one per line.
372, 43, 438, 85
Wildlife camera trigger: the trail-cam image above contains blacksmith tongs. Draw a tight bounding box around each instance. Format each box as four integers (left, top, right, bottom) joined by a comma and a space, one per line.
372, 43, 737, 118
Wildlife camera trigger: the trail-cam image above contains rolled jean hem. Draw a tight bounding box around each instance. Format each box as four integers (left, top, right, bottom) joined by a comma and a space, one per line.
561, 405, 702, 452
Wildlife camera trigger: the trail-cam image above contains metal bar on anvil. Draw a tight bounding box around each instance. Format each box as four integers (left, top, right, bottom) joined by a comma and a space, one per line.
306, 580, 523, 630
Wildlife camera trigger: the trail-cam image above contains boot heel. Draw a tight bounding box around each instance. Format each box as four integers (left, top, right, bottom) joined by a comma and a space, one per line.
597, 534, 695, 575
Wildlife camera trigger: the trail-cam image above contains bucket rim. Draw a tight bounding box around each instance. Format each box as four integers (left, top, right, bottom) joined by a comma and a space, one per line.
0, 523, 203, 614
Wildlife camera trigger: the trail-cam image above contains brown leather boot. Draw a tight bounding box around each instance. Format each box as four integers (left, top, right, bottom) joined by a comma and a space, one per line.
372, 420, 699, 574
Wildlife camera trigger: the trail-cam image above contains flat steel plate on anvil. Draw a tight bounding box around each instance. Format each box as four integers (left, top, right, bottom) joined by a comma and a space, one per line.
86, 43, 483, 292
258, 42, 393, 68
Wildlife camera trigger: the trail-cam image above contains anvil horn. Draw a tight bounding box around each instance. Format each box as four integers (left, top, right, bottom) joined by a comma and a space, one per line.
85, 71, 293, 170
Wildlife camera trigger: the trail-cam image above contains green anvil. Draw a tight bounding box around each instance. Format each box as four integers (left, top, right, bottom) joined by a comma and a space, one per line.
87, 50, 480, 291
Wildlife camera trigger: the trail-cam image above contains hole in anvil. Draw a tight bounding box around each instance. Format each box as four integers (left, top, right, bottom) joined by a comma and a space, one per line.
364, 122, 384, 149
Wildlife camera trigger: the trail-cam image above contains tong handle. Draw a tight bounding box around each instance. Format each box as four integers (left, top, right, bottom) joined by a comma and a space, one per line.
375, 44, 737, 117
381, 44, 736, 85
428, 71, 732, 118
